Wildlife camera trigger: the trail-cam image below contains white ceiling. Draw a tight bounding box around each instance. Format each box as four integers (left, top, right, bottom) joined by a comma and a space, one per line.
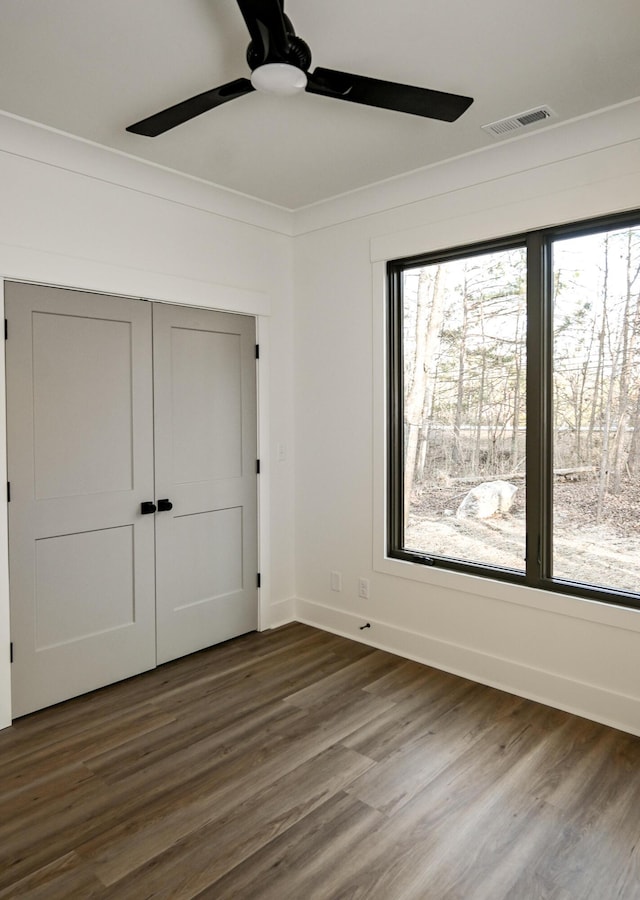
0, 0, 638, 209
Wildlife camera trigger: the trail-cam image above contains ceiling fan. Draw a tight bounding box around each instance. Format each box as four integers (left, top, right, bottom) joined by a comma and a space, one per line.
126, 0, 473, 137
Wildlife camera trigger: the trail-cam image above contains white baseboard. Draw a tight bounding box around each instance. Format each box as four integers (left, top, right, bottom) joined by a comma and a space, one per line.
266, 596, 296, 630
294, 597, 640, 738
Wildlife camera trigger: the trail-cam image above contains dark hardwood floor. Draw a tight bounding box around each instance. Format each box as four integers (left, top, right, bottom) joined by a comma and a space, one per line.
1, 622, 639, 899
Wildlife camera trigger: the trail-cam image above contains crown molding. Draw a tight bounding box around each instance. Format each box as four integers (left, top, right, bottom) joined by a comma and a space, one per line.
0, 111, 294, 236
291, 97, 640, 236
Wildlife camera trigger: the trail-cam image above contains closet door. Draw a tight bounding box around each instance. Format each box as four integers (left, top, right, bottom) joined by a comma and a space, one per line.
152, 303, 258, 664
6, 283, 156, 717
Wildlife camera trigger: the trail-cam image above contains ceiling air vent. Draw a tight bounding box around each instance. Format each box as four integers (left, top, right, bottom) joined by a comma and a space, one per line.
482, 106, 556, 138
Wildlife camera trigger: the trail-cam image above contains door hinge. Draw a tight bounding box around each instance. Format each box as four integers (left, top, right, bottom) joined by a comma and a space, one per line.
256, 459, 260, 475
4, 319, 7, 340
10, 642, 13, 663
257, 573, 261, 589
255, 344, 260, 359
6, 482, 10, 503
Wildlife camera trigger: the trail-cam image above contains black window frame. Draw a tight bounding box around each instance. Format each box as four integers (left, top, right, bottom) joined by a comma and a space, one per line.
387, 208, 640, 612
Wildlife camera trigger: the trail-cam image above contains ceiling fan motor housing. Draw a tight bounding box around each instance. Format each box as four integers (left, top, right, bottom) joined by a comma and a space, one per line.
246, 33, 312, 72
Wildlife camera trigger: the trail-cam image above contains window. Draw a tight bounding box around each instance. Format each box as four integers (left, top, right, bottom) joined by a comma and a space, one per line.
387, 211, 640, 609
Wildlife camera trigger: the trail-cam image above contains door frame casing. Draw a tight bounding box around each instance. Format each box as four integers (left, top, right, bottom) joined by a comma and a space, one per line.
0, 262, 272, 728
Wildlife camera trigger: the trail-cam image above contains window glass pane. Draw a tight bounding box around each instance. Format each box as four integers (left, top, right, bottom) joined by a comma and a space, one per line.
402, 247, 527, 571
552, 226, 640, 593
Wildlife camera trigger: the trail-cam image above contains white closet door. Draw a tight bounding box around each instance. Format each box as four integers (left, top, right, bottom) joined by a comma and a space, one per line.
152, 303, 258, 664
6, 282, 156, 717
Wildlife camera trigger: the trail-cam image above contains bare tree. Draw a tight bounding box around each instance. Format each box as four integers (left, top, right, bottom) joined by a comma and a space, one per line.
596, 236, 614, 522
452, 270, 470, 468
403, 265, 444, 528
610, 230, 640, 490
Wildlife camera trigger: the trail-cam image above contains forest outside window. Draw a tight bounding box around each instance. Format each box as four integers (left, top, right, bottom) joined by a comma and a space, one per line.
387, 212, 640, 610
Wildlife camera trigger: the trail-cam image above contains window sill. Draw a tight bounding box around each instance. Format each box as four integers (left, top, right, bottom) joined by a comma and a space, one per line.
374, 552, 640, 634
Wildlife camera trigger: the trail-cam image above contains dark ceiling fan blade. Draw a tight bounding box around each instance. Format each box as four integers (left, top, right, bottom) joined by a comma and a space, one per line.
235, 0, 289, 65
126, 78, 254, 136
306, 67, 473, 122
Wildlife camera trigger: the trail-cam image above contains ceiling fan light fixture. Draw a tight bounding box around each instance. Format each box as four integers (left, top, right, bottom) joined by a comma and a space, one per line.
250, 63, 307, 96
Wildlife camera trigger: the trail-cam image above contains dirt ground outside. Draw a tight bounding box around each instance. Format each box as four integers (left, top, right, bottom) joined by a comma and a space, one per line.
406, 478, 640, 595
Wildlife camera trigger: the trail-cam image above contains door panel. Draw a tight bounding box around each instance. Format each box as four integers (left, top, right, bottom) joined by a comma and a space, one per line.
153, 303, 258, 664
171, 328, 243, 483
170, 507, 244, 610
6, 283, 156, 717
32, 312, 134, 498
34, 525, 136, 648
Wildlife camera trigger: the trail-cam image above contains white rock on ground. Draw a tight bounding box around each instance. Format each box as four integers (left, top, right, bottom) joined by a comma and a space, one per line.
456, 480, 518, 519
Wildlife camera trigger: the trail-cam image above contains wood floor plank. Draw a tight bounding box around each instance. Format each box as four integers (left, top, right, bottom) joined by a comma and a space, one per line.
366, 714, 579, 898
341, 672, 479, 759
93, 744, 375, 896
0, 706, 175, 797
195, 792, 384, 900
0, 622, 638, 900
362, 657, 463, 701
84, 688, 305, 785
269, 700, 568, 899
0, 762, 96, 826
345, 688, 524, 816
347, 675, 522, 766
81, 634, 352, 781
506, 729, 640, 899
457, 724, 625, 900
282, 647, 399, 708
0, 771, 116, 890
74, 689, 393, 884
0, 692, 174, 762
0, 851, 104, 900
145, 636, 346, 716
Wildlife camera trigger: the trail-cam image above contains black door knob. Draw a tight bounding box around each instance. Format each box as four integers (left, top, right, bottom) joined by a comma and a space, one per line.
140, 501, 157, 515
157, 498, 173, 512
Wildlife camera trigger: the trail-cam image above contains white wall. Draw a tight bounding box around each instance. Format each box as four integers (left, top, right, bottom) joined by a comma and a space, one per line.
293, 100, 640, 737
0, 115, 296, 728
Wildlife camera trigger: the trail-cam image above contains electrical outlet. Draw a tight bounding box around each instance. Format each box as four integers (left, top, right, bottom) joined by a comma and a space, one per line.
330, 571, 342, 592
358, 577, 370, 600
